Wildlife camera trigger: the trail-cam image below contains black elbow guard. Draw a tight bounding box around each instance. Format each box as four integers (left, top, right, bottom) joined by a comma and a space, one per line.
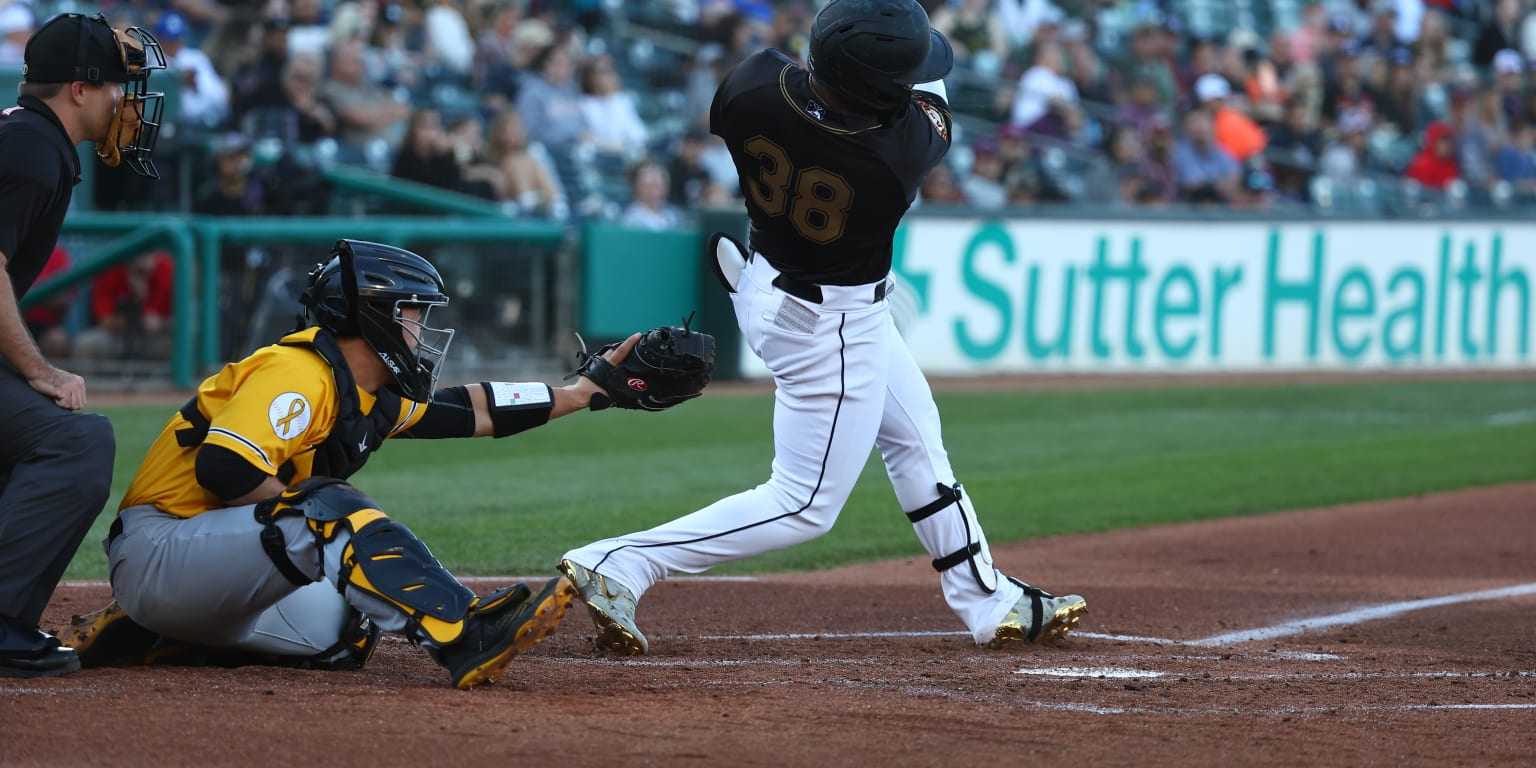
195, 444, 273, 502
480, 382, 553, 437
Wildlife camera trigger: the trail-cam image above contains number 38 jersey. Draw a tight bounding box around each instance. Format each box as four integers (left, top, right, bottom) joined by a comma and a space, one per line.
710, 49, 953, 287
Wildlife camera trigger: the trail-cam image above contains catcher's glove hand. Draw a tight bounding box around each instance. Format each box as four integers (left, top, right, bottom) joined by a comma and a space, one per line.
572, 318, 716, 412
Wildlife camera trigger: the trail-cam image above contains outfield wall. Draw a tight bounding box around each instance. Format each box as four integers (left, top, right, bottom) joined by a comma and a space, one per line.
740, 218, 1535, 378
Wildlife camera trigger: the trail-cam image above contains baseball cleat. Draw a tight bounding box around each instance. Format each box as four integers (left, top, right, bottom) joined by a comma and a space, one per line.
56, 600, 161, 668
988, 579, 1087, 649
434, 577, 574, 689
557, 558, 648, 655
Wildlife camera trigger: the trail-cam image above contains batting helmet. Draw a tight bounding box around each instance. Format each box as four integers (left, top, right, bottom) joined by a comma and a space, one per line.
807, 0, 953, 117
301, 239, 455, 401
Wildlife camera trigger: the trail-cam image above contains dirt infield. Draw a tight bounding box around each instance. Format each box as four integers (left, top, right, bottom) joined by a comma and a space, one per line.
3, 483, 1534, 767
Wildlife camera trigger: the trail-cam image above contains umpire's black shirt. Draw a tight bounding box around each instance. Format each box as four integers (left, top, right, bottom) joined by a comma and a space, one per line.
0, 95, 81, 298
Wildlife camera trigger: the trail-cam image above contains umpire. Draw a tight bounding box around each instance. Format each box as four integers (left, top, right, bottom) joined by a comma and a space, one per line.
0, 12, 164, 677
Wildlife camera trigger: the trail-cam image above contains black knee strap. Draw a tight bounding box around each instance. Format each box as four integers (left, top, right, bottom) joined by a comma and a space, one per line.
253, 499, 316, 587
932, 541, 982, 573
905, 483, 960, 523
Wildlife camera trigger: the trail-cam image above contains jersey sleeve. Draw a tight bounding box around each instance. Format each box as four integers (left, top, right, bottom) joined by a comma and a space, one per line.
202, 354, 335, 476
386, 396, 430, 438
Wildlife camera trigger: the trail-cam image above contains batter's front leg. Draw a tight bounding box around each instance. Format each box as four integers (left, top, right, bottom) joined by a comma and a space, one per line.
873, 316, 1023, 641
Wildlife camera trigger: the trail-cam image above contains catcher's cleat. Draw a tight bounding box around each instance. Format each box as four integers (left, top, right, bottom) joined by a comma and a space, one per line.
431, 577, 574, 690
56, 601, 161, 668
987, 579, 1087, 649
557, 558, 648, 655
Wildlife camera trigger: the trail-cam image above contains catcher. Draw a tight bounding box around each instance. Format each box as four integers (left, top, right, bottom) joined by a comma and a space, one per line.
58, 239, 714, 688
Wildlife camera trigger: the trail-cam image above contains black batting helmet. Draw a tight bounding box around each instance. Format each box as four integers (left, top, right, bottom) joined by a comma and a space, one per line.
301, 239, 455, 402
808, 0, 953, 117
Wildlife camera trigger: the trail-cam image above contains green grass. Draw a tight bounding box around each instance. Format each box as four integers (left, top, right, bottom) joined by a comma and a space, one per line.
65, 379, 1536, 580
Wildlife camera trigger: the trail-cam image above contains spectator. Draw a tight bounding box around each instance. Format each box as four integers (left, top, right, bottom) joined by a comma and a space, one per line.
320, 38, 412, 159
932, 0, 1007, 72
1006, 41, 1079, 137
1115, 75, 1167, 141
193, 134, 269, 359
1404, 120, 1461, 190
285, 0, 331, 58
472, 0, 525, 103
422, 0, 475, 78
229, 16, 293, 129
957, 141, 1009, 210
154, 11, 230, 131
1197, 73, 1269, 164
484, 109, 565, 217
270, 53, 337, 144
1492, 48, 1527, 124
447, 114, 503, 201
1319, 108, 1375, 186
516, 43, 590, 154
1268, 96, 1326, 169
76, 251, 176, 362
1321, 40, 1380, 126
667, 127, 730, 209
391, 108, 474, 195
1173, 108, 1242, 204
1377, 47, 1421, 135
917, 161, 966, 206
1457, 89, 1508, 191
1291, 0, 1332, 66
1494, 119, 1536, 195
20, 247, 75, 360
619, 160, 685, 230
1474, 0, 1524, 68
1137, 114, 1180, 204
0, 4, 33, 65
1104, 124, 1147, 206
578, 55, 648, 161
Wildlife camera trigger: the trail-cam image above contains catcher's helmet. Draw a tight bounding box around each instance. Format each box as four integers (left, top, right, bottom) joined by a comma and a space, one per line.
808, 0, 953, 117
301, 239, 455, 401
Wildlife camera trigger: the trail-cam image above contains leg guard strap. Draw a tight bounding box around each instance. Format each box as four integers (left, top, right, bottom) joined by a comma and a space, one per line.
909, 482, 1000, 594
319, 514, 475, 646
905, 483, 959, 523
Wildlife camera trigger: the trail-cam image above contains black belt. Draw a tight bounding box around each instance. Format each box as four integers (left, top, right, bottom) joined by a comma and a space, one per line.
107, 515, 125, 546
772, 273, 889, 305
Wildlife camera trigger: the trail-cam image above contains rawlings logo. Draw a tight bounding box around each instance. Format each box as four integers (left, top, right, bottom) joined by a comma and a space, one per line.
628, 377, 648, 391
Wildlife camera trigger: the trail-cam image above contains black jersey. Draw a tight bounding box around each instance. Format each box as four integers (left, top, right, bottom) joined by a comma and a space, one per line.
710, 50, 953, 286
0, 96, 80, 298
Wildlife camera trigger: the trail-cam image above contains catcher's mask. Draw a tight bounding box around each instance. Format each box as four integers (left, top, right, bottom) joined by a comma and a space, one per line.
301, 240, 456, 402
23, 13, 166, 178
807, 0, 952, 118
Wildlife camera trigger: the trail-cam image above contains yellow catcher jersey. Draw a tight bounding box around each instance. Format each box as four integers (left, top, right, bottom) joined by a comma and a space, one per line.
122, 328, 428, 517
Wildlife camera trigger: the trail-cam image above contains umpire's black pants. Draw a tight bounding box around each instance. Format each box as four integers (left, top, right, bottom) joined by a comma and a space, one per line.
0, 359, 114, 628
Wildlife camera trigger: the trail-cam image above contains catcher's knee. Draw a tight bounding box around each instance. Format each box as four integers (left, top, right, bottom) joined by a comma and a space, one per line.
907, 483, 1000, 593
256, 477, 478, 645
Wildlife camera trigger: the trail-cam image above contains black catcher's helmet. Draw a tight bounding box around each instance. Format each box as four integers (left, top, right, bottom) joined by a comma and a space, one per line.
301, 239, 455, 401
807, 0, 953, 117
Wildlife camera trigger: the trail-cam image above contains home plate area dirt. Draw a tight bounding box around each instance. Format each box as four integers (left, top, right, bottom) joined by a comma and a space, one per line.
3, 483, 1533, 767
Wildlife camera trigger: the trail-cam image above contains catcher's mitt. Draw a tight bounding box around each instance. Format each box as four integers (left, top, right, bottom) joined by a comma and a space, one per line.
573, 321, 716, 411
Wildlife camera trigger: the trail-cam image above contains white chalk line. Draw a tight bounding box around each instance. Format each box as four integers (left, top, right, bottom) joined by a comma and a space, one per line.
692, 583, 1536, 648
1188, 582, 1536, 647
1488, 409, 1536, 425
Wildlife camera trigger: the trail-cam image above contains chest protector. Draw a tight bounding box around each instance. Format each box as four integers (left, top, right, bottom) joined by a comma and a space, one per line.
177, 330, 402, 481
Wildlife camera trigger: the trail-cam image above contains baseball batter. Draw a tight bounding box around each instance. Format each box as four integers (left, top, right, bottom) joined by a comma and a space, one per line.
58, 239, 658, 688
560, 0, 1086, 654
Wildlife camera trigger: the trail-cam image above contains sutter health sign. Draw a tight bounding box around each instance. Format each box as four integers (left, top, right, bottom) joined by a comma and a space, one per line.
862, 219, 1534, 374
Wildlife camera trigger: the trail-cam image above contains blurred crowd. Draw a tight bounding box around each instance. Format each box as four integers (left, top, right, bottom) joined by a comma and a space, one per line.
5, 0, 1536, 224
